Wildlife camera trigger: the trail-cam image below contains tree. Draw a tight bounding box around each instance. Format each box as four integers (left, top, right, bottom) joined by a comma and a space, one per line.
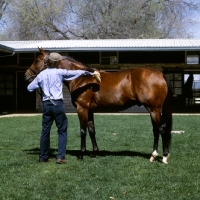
4, 0, 69, 40
1, 0, 200, 40
0, 0, 7, 20
65, 0, 161, 39
155, 0, 200, 38
0, 0, 8, 40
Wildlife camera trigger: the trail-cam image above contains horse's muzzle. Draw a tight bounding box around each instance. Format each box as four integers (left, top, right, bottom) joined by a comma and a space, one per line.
24, 73, 33, 82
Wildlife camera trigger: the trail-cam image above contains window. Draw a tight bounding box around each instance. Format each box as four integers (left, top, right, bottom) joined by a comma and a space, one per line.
0, 73, 14, 96
187, 55, 199, 65
165, 72, 183, 95
101, 52, 118, 65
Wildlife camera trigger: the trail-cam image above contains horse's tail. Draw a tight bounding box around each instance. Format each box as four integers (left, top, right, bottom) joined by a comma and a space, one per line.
162, 75, 173, 145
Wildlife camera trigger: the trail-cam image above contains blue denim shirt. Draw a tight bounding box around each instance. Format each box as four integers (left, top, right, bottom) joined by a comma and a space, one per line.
27, 68, 94, 101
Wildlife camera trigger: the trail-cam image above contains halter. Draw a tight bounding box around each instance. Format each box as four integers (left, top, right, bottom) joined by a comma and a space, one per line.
26, 55, 49, 80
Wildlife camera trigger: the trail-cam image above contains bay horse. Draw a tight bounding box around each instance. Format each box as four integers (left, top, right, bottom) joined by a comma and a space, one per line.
25, 48, 173, 164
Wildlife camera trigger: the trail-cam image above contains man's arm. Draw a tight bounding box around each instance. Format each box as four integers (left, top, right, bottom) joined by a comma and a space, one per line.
27, 76, 40, 92
62, 70, 101, 82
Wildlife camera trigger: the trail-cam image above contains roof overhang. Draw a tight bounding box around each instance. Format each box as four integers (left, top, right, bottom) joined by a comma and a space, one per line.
1, 39, 200, 53
0, 44, 15, 54
41, 47, 200, 52
12, 47, 200, 53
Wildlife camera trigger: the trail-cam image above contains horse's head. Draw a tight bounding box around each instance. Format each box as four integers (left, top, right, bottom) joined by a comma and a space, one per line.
24, 47, 50, 82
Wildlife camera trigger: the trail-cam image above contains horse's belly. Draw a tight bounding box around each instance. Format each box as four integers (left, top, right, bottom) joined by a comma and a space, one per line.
92, 94, 137, 110
92, 101, 137, 112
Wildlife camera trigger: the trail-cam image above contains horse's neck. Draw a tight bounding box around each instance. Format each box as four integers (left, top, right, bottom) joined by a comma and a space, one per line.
59, 59, 95, 93
73, 63, 95, 73
73, 62, 86, 70
60, 59, 94, 72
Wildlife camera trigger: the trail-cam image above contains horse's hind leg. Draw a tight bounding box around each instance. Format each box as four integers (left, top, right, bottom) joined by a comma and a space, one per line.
150, 118, 159, 162
87, 110, 99, 158
161, 128, 171, 164
149, 109, 170, 164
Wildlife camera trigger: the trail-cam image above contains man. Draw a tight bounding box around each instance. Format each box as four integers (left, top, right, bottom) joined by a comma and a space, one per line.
27, 52, 100, 164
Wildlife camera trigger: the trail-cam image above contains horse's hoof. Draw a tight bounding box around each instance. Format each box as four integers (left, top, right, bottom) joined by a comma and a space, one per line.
150, 150, 158, 162
150, 156, 155, 162
162, 154, 170, 164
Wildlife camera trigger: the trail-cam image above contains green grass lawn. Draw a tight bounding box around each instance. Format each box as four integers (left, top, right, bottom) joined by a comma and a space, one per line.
0, 114, 199, 200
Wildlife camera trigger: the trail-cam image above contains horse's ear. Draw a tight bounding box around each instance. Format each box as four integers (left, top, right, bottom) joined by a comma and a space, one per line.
38, 47, 45, 54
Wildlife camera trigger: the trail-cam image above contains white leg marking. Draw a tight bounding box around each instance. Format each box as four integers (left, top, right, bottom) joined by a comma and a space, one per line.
162, 154, 170, 164
150, 150, 158, 162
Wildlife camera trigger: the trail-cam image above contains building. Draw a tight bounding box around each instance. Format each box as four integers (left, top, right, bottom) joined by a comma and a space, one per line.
1, 39, 200, 114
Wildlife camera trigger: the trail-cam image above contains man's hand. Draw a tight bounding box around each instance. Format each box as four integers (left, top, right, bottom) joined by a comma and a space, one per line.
93, 71, 101, 83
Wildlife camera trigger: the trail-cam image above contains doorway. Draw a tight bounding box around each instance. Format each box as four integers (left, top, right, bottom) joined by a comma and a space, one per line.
16, 72, 36, 113
184, 72, 200, 112
0, 70, 15, 114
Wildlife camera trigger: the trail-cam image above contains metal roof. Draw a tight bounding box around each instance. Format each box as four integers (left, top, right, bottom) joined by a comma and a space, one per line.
0, 44, 15, 53
1, 39, 200, 53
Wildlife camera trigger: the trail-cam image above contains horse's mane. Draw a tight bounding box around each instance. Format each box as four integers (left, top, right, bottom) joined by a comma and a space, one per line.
62, 55, 81, 64
62, 55, 98, 72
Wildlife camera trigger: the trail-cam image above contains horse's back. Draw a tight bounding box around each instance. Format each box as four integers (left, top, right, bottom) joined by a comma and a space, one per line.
99, 68, 166, 93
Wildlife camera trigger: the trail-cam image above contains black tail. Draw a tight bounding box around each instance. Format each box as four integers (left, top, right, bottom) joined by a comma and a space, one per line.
162, 75, 173, 145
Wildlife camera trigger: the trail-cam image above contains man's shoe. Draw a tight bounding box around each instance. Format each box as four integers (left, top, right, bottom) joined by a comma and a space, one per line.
56, 159, 66, 164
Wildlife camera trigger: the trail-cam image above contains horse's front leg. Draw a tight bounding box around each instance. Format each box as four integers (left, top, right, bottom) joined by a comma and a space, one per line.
88, 110, 99, 158
77, 106, 88, 160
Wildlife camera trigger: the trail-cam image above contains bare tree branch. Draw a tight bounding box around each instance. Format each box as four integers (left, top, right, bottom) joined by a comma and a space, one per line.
0, 0, 8, 19
1, 0, 200, 40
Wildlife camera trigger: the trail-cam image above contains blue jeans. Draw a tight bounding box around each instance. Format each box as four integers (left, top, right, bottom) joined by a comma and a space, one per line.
39, 100, 68, 161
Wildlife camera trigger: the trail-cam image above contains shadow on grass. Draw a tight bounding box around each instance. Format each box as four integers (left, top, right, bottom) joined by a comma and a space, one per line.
23, 148, 153, 161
